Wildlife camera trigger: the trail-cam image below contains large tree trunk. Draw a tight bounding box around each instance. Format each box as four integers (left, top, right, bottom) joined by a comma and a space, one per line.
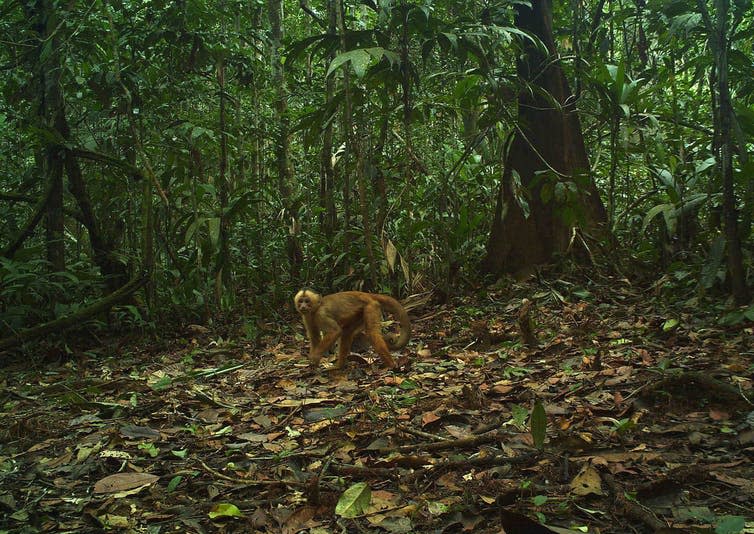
482, 0, 606, 276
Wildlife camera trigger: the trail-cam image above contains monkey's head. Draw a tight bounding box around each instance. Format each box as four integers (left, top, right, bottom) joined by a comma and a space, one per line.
294, 289, 321, 315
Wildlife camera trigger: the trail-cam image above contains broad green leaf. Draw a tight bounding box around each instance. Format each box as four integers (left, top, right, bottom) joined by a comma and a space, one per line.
167, 475, 182, 492
335, 482, 371, 518
652, 167, 676, 191
208, 503, 243, 519
719, 310, 745, 326
531, 494, 548, 506
327, 49, 369, 78
677, 193, 709, 216
150, 376, 172, 391
642, 203, 673, 233
398, 379, 419, 390
662, 318, 679, 332
714, 515, 745, 534
138, 443, 160, 458
511, 403, 529, 428
285, 33, 328, 66
669, 13, 702, 37
327, 47, 400, 78
185, 217, 205, 244
530, 400, 547, 450
440, 32, 458, 51
694, 157, 716, 174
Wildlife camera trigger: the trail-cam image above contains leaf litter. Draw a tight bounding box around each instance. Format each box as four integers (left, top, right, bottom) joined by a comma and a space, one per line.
1, 276, 753, 533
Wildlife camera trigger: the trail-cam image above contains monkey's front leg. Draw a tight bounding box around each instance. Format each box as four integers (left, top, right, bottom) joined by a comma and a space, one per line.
310, 328, 342, 366
308, 346, 322, 366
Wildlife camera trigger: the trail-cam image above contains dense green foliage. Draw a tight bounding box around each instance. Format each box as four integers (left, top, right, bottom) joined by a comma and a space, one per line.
1, 0, 753, 338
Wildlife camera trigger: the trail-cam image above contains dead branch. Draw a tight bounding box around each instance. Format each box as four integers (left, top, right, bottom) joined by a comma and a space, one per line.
375, 429, 511, 455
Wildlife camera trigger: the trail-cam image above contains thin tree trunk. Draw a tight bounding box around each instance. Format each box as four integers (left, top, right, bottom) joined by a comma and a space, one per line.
608, 116, 618, 223
320, 0, 337, 246
102, 5, 164, 306
356, 111, 378, 288
215, 57, 231, 306
35, 0, 66, 272
65, 153, 130, 292
399, 4, 413, 161
735, 116, 752, 239
373, 108, 389, 235
268, 0, 303, 284
335, 0, 377, 287
697, 0, 749, 304
336, 0, 353, 260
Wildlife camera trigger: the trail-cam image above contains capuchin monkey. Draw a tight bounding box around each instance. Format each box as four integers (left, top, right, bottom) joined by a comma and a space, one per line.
294, 290, 410, 369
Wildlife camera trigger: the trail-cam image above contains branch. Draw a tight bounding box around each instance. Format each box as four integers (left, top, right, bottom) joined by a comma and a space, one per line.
587, 0, 609, 51
0, 191, 85, 223
653, 114, 714, 136
299, 1, 326, 29
1, 177, 55, 258
70, 148, 144, 180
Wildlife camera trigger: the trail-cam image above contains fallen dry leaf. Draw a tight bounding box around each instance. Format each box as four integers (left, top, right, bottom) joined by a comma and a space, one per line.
93, 473, 159, 495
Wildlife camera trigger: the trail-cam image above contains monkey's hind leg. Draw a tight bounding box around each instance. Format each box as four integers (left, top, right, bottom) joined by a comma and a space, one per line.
336, 328, 358, 369
364, 303, 396, 369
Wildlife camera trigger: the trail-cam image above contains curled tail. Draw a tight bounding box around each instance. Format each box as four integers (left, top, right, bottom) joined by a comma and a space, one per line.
371, 294, 411, 349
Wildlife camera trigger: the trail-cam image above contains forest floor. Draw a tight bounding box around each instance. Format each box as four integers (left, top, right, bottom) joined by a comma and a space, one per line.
1, 273, 753, 534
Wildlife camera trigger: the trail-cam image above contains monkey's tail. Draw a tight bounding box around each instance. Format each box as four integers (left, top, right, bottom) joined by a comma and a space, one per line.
371, 294, 411, 349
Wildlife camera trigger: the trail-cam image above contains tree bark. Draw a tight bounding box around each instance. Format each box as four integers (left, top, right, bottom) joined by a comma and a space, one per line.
481, 0, 607, 276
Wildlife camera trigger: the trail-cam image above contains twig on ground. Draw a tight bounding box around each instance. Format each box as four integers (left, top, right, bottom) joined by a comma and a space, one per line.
396, 423, 450, 443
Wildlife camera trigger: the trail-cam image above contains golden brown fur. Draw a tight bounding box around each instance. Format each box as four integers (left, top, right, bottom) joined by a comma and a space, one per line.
294, 289, 411, 369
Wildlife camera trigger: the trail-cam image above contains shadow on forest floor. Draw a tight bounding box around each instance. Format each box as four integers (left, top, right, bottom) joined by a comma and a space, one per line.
1, 275, 753, 533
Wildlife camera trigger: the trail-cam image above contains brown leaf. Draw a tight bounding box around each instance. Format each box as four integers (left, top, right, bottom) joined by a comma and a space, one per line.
569, 464, 604, 496
93, 472, 159, 494
421, 412, 441, 426
711, 472, 754, 496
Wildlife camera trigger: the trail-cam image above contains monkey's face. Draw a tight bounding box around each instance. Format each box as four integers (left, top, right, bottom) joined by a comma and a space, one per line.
294, 290, 320, 314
